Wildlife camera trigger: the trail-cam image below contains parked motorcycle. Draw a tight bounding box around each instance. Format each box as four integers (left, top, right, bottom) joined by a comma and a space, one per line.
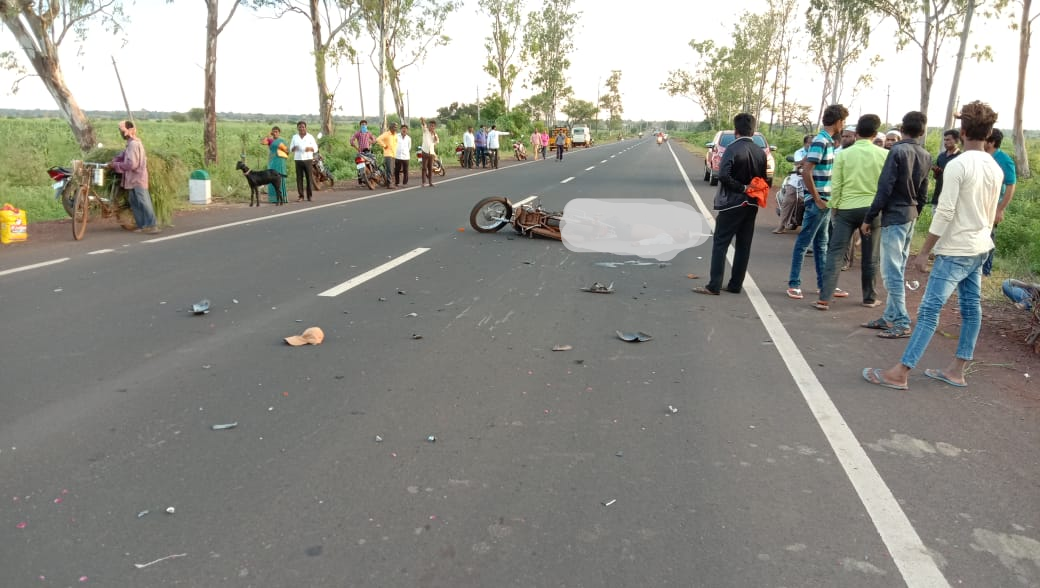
312, 152, 335, 190
48, 165, 77, 216
513, 141, 527, 160
418, 147, 446, 177
354, 150, 386, 190
469, 196, 561, 239
455, 143, 466, 167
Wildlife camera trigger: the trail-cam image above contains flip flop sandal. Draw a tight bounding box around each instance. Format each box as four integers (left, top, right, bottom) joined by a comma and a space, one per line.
924, 368, 967, 387
862, 318, 890, 330
833, 288, 850, 298
786, 288, 804, 299
812, 301, 829, 310
877, 327, 912, 339
862, 367, 909, 390
692, 286, 720, 296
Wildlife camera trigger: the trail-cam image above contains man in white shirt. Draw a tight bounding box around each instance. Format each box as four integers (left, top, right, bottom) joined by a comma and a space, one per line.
289, 120, 318, 201
487, 125, 510, 169
462, 127, 475, 169
394, 125, 412, 187
419, 117, 439, 187
863, 100, 1003, 391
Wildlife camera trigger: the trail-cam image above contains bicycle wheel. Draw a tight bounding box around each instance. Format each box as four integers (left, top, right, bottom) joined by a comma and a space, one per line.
72, 186, 89, 240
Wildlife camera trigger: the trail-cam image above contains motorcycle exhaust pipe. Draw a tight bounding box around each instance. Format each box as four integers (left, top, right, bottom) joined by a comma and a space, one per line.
528, 227, 559, 240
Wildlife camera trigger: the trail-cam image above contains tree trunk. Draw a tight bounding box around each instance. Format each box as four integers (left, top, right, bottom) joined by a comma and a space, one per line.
387, 58, 405, 122
1013, 0, 1032, 178
0, 10, 96, 152
944, 0, 974, 130
204, 0, 219, 165
309, 0, 334, 136
919, 5, 934, 115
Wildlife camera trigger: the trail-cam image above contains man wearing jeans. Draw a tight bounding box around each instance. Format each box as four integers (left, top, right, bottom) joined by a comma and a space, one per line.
861, 111, 931, 339
863, 100, 1003, 390
813, 114, 888, 311
110, 120, 160, 234
786, 104, 848, 300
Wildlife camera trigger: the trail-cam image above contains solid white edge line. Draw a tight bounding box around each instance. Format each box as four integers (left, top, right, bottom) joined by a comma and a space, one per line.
668, 143, 950, 588
318, 247, 430, 297
585, 166, 595, 171
87, 249, 114, 255
560, 177, 575, 184
600, 160, 608, 163
0, 257, 69, 277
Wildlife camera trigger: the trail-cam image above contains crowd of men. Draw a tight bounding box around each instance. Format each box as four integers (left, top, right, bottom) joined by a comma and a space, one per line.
695, 100, 1021, 391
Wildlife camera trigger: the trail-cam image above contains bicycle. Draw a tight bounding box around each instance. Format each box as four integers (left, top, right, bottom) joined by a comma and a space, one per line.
69, 161, 134, 240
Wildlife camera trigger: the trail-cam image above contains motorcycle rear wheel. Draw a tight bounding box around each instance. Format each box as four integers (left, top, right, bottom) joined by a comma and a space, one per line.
364, 169, 377, 190
434, 160, 446, 177
469, 196, 512, 233
60, 182, 78, 217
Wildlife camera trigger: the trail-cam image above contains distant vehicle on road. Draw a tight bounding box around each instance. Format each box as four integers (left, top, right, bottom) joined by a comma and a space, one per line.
571, 126, 592, 148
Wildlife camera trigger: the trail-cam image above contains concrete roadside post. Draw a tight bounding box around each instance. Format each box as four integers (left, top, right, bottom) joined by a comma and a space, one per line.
189, 170, 211, 205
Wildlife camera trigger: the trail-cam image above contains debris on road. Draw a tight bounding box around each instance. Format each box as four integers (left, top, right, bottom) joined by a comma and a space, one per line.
375, 435, 383, 443
581, 281, 614, 294
211, 422, 238, 431
378, 297, 387, 301
601, 499, 617, 507
137, 510, 150, 518
411, 334, 424, 340
667, 405, 679, 414
616, 330, 653, 342
405, 312, 418, 317
552, 344, 573, 351
426, 435, 437, 443
133, 553, 187, 569
686, 273, 699, 279
165, 507, 176, 514
192, 299, 210, 315
397, 289, 407, 295
285, 326, 325, 346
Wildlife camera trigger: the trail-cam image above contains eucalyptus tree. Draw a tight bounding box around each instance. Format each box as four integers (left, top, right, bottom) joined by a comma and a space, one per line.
599, 70, 623, 130
806, 0, 880, 122
478, 0, 523, 110
360, 0, 461, 126
0, 0, 128, 151
266, 0, 364, 136
522, 0, 579, 125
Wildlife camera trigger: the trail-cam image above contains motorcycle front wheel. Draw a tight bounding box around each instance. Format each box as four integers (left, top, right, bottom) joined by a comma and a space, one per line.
469, 196, 512, 233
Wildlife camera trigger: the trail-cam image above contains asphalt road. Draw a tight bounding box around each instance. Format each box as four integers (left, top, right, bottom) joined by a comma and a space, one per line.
2, 140, 1038, 587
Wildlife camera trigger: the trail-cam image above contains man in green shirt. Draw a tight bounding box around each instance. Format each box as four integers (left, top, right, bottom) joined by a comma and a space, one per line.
813, 114, 889, 310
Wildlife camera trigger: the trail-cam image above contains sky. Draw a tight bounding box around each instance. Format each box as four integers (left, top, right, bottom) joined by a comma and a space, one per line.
0, 0, 1035, 130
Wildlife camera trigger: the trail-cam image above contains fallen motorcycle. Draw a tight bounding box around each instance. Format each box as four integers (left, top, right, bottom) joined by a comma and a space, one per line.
513, 141, 527, 160
469, 196, 561, 239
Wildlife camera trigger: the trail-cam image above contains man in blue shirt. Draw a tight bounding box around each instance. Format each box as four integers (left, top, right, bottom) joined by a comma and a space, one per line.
786, 104, 848, 300
982, 129, 1017, 276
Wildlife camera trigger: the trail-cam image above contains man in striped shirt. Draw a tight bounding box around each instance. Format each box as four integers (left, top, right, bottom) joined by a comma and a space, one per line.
786, 104, 848, 300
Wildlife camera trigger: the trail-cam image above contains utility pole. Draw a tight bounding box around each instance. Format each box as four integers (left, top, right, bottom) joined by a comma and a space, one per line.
377, 0, 387, 130
355, 59, 365, 120
885, 85, 890, 127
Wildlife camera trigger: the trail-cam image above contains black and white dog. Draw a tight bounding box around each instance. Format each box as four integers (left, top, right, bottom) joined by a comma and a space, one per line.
236, 160, 286, 206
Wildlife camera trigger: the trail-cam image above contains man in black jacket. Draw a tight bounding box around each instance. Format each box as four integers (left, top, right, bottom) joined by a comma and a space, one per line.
694, 113, 768, 295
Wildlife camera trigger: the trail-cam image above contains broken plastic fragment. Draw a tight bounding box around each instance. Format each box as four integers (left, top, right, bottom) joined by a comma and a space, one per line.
16, 521, 27, 529
906, 280, 921, 291
192, 299, 210, 315
411, 334, 424, 340
165, 507, 176, 514
616, 330, 653, 342
552, 344, 573, 351
375, 435, 383, 443
581, 281, 614, 294
133, 553, 187, 569
426, 435, 437, 443
137, 510, 150, 518
667, 405, 678, 414
601, 499, 616, 507
211, 422, 238, 430
405, 312, 418, 317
